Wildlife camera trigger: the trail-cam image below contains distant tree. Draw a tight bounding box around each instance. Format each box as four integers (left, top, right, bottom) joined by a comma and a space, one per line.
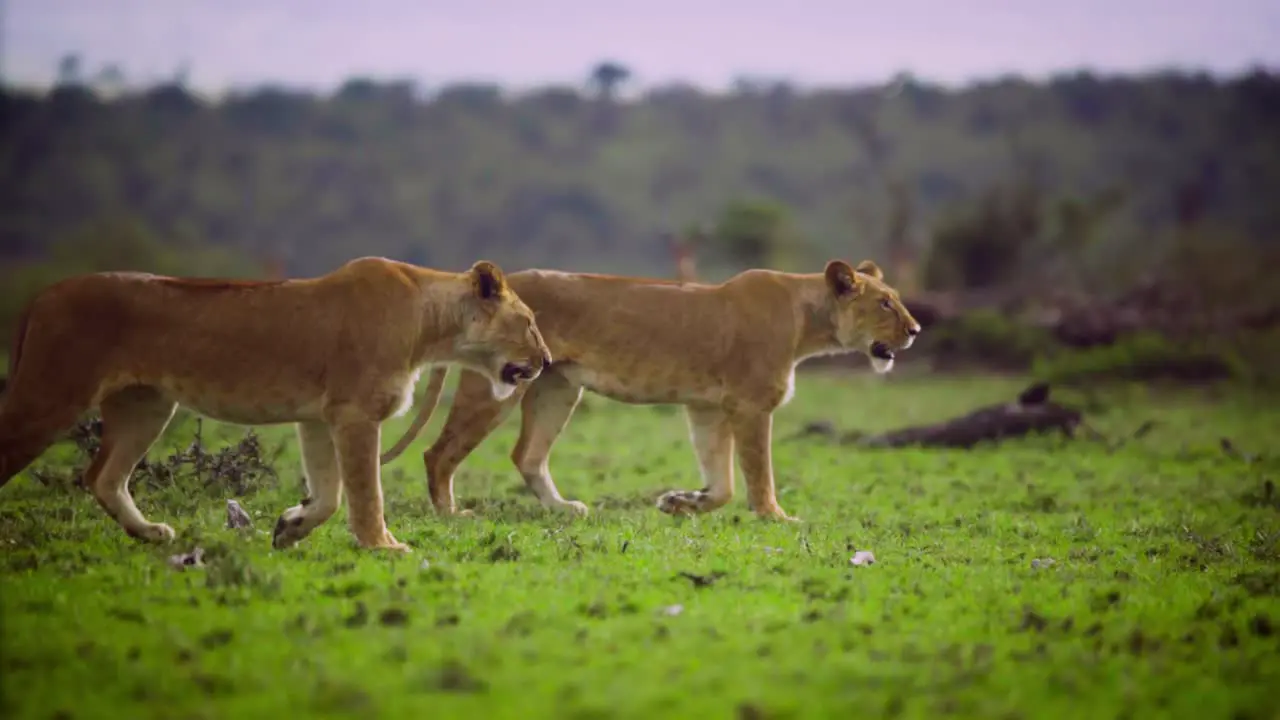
433, 83, 503, 118
589, 61, 631, 100
710, 199, 796, 270
56, 54, 83, 86
171, 61, 192, 88
142, 82, 201, 116
94, 64, 126, 95
923, 183, 1042, 291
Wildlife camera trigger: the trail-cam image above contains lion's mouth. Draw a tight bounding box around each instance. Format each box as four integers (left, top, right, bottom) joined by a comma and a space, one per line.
870, 342, 896, 362
500, 362, 536, 385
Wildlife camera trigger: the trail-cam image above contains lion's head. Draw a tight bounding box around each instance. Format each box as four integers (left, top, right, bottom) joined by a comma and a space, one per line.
823, 259, 921, 374
454, 260, 553, 399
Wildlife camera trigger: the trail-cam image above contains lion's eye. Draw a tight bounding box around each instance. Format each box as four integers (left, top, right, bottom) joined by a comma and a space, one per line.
880, 298, 892, 311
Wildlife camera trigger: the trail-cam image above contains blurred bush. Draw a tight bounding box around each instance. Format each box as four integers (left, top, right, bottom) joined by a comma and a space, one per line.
1031, 332, 1243, 385
0, 214, 256, 339
921, 309, 1059, 371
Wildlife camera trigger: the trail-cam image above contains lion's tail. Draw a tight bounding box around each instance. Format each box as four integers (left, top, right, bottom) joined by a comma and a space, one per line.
0, 300, 35, 488
0, 299, 33, 407
380, 366, 449, 465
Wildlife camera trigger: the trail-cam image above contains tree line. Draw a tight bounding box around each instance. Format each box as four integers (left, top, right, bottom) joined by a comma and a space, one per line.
2, 61, 1277, 303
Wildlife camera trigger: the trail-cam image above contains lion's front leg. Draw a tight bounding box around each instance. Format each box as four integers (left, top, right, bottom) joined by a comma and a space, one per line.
272, 421, 343, 550
511, 371, 588, 516
333, 419, 411, 552
657, 406, 735, 516
731, 410, 799, 522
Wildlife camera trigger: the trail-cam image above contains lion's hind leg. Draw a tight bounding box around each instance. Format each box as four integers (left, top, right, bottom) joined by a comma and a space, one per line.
424, 369, 522, 516
656, 406, 735, 516
86, 385, 178, 542
0, 377, 92, 490
272, 421, 343, 550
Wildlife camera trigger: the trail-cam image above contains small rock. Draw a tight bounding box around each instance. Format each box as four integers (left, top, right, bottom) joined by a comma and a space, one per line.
799, 420, 837, 439
167, 547, 205, 570
676, 571, 724, 587
660, 604, 684, 617
378, 607, 411, 627
1031, 558, 1056, 569
850, 551, 876, 567
225, 499, 253, 529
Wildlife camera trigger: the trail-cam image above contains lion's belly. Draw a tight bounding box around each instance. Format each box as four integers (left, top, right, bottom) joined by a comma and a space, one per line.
557, 365, 723, 406
97, 374, 327, 426
178, 394, 325, 425
169, 380, 328, 425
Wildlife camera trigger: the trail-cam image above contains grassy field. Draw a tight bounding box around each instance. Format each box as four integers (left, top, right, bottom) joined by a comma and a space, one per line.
2, 371, 1279, 719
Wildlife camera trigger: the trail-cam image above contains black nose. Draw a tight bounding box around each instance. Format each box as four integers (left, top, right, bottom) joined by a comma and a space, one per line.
541, 352, 553, 369
906, 325, 920, 337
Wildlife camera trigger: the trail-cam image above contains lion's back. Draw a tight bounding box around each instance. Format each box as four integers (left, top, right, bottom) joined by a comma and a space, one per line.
506, 269, 798, 395
19, 271, 337, 389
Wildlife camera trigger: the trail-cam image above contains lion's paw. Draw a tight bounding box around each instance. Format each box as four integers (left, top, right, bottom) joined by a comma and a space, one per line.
271, 505, 310, 550
131, 522, 176, 543
656, 490, 703, 516
553, 500, 590, 517
757, 508, 802, 523
362, 531, 412, 553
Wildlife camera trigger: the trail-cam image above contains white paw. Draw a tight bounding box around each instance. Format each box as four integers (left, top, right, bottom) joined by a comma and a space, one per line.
271, 504, 310, 549
557, 500, 590, 517
138, 522, 176, 543
279, 504, 306, 525
656, 490, 698, 516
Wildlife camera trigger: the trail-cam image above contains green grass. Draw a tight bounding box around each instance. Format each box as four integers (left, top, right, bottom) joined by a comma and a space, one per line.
3, 372, 1279, 720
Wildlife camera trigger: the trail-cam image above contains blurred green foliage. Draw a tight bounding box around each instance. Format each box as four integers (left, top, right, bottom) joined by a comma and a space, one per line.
2, 68, 1277, 285
2, 66, 1278, 366
0, 215, 255, 340
1031, 332, 1247, 386
923, 309, 1060, 371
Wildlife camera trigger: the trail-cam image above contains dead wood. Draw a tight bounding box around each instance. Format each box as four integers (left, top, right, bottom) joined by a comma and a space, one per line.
841, 382, 1084, 449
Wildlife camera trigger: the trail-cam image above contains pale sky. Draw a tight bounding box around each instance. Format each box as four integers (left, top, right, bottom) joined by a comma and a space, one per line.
4, 0, 1279, 94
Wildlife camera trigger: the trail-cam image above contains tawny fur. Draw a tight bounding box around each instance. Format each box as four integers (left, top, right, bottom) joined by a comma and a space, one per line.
382, 259, 921, 521
0, 256, 552, 552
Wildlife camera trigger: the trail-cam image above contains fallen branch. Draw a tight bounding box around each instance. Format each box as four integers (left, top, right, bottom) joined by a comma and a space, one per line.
784, 383, 1087, 450
848, 382, 1083, 449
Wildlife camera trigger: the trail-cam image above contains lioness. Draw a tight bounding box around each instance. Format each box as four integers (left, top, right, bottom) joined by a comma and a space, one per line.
382, 259, 920, 521
0, 257, 552, 552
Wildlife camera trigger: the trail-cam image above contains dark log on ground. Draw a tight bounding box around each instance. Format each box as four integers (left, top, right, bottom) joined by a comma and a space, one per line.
849, 382, 1082, 448
841, 383, 1084, 449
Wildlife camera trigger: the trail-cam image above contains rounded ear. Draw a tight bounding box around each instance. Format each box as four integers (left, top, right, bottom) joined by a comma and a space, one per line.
824, 260, 862, 298
469, 260, 508, 300
855, 260, 884, 281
